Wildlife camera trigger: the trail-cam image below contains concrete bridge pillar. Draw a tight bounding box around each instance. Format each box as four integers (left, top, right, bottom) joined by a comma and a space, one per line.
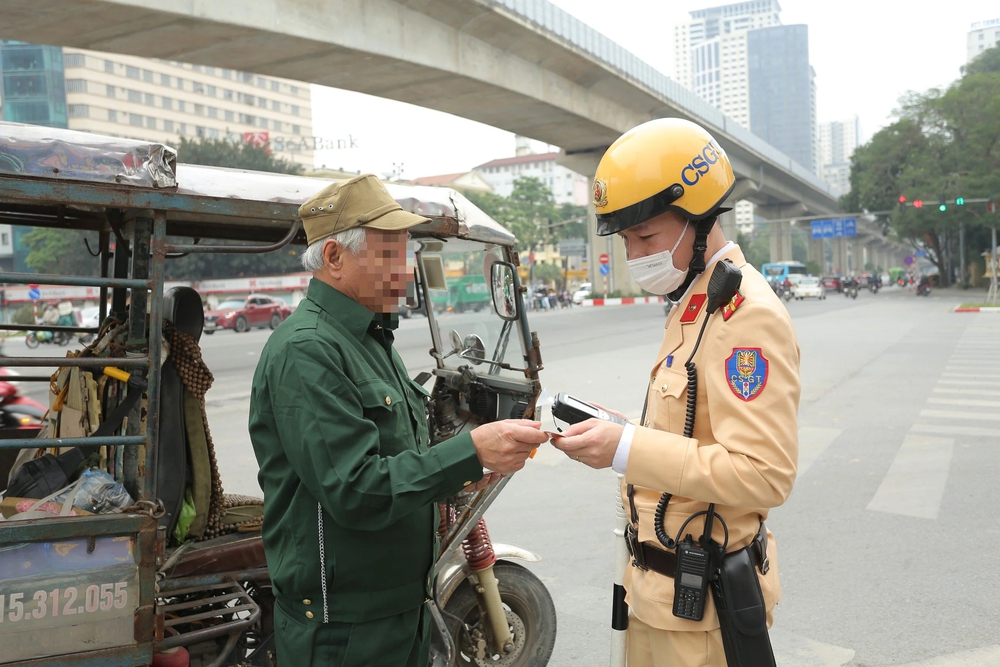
769, 221, 794, 263
807, 237, 825, 273
719, 208, 738, 244
832, 238, 849, 275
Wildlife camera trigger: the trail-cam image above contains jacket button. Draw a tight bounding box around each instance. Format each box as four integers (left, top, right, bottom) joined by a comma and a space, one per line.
661, 383, 669, 392
303, 599, 311, 605
305, 610, 314, 619
385, 396, 392, 405
462, 480, 472, 487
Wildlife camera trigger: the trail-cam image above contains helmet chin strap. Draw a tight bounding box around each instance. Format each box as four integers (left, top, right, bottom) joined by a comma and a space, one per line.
667, 216, 716, 302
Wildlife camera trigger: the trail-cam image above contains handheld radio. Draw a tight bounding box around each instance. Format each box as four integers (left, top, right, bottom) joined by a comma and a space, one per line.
551, 393, 629, 426
672, 535, 714, 621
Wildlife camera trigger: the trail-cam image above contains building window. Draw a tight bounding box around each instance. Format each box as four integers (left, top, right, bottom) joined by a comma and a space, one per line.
206, 85, 216, 97
192, 64, 202, 72
270, 80, 279, 92
258, 118, 268, 128
224, 89, 233, 100
143, 69, 153, 82
291, 104, 299, 116
290, 85, 299, 96
162, 97, 173, 109
146, 116, 156, 129
104, 60, 114, 73
195, 126, 206, 137
222, 69, 232, 79
258, 97, 267, 107
208, 107, 218, 118
176, 77, 184, 90
205, 66, 215, 75
145, 93, 155, 105
129, 113, 143, 126
178, 100, 186, 112
179, 122, 186, 135
194, 104, 204, 115
125, 65, 140, 79
208, 128, 220, 139
64, 53, 85, 68
160, 73, 170, 86
164, 119, 174, 132
127, 90, 141, 103
192, 82, 204, 94
273, 119, 281, 131
292, 124, 300, 135
68, 104, 89, 117
108, 109, 118, 122
256, 76, 266, 88
239, 113, 256, 125
66, 79, 87, 93
271, 100, 280, 111
225, 110, 234, 121
240, 72, 253, 84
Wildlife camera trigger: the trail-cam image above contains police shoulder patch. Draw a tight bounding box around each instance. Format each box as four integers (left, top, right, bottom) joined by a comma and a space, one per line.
725, 348, 768, 401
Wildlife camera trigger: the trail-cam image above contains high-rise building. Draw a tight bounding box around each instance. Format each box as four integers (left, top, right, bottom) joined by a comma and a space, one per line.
818, 117, 861, 198
967, 18, 1000, 62
0, 41, 68, 128
747, 25, 816, 175
61, 49, 314, 168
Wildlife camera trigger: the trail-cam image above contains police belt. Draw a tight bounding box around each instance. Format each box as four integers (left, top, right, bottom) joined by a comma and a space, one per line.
631, 522, 770, 577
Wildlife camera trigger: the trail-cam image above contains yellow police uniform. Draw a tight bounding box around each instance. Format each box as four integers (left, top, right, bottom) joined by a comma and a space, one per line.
622, 245, 800, 665
591, 118, 801, 666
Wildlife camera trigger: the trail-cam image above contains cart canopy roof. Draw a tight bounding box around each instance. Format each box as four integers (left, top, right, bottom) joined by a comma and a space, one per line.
0, 122, 516, 247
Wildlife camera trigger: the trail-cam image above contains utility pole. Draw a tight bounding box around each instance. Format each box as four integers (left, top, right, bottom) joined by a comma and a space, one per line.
959, 222, 966, 287
988, 226, 998, 306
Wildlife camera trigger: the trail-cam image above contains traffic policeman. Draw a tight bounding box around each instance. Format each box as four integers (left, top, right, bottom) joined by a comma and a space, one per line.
551, 119, 800, 666
249, 174, 548, 667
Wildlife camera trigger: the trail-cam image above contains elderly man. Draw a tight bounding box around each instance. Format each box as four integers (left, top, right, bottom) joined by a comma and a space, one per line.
249, 174, 547, 667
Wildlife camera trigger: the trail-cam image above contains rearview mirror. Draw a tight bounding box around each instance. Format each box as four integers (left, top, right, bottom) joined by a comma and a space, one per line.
490, 262, 518, 321
405, 267, 422, 310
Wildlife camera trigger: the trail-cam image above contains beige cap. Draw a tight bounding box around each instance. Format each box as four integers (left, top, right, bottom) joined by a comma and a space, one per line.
299, 174, 430, 245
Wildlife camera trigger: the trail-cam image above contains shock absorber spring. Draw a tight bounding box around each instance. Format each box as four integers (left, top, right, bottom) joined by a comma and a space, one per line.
461, 518, 497, 571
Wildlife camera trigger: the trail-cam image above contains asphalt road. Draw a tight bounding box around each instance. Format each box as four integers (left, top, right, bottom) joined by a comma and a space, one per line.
9, 285, 998, 666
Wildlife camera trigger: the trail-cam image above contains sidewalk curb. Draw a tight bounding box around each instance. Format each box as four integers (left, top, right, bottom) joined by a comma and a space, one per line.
581, 296, 664, 307
954, 305, 1000, 313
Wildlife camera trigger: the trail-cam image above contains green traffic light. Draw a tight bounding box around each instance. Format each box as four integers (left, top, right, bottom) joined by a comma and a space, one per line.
939, 203, 947, 212
956, 197, 965, 205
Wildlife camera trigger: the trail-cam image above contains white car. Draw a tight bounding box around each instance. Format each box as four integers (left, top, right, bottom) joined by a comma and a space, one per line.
792, 276, 826, 300
80, 306, 101, 329
572, 283, 593, 304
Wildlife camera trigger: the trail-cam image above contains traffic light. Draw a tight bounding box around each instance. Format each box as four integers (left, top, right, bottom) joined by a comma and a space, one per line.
956, 197, 965, 206
898, 195, 907, 213
938, 195, 947, 212
913, 199, 924, 209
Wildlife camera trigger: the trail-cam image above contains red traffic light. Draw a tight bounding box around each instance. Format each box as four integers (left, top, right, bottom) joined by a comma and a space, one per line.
913, 199, 924, 209
899, 195, 907, 203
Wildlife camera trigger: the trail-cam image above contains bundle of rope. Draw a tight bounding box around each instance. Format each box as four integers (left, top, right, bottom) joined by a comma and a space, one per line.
163, 321, 263, 539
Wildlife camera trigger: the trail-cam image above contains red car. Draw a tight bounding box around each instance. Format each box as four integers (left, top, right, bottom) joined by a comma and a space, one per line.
203, 294, 292, 334
820, 276, 842, 292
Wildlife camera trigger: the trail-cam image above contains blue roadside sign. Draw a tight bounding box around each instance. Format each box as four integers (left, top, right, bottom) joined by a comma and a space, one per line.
810, 217, 857, 239
599, 264, 610, 275
904, 256, 914, 266
28, 287, 41, 301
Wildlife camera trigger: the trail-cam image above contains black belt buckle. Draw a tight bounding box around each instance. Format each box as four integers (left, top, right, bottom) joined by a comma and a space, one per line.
752, 523, 769, 575
625, 524, 648, 570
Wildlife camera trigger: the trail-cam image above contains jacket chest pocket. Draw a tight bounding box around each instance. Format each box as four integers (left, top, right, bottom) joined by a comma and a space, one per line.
358, 379, 409, 455
646, 368, 688, 433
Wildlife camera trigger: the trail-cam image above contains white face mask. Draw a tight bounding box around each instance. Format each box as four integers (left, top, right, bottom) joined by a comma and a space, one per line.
626, 221, 690, 295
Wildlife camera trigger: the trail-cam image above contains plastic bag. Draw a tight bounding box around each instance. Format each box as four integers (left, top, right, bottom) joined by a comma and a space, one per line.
53, 468, 133, 514
173, 490, 197, 543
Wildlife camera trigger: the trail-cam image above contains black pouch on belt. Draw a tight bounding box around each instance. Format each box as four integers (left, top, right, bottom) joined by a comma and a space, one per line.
711, 546, 776, 667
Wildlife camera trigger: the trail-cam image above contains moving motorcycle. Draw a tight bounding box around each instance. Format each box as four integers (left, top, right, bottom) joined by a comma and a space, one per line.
24, 329, 71, 348
917, 277, 932, 296
843, 278, 859, 299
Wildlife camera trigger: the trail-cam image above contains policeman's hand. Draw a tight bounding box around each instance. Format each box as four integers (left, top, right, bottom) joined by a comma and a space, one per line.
470, 420, 548, 474
549, 419, 623, 469
590, 402, 629, 422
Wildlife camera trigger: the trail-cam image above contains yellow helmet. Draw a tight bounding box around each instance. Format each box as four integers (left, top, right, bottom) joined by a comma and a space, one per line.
593, 118, 735, 236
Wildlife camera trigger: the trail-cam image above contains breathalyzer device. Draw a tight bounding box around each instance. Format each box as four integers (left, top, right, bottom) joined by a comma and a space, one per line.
551, 393, 629, 427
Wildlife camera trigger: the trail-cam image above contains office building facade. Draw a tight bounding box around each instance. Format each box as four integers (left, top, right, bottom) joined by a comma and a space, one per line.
61, 49, 313, 168
474, 145, 589, 207
968, 19, 1000, 62
818, 117, 861, 197
0, 41, 68, 129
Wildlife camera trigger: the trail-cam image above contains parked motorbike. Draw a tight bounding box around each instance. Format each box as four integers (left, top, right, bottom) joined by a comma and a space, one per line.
0, 367, 47, 428
25, 329, 71, 348
917, 279, 932, 296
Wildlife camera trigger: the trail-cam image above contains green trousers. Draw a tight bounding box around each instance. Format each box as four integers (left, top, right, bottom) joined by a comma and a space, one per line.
274, 600, 430, 667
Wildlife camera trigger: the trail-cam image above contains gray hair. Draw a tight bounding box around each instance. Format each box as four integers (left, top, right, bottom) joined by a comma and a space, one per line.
300, 227, 367, 271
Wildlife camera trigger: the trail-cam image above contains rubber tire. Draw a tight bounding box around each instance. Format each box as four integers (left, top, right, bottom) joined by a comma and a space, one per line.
443, 560, 556, 667
25, 334, 39, 349
204, 330, 215, 335
234, 316, 249, 333
269, 313, 282, 330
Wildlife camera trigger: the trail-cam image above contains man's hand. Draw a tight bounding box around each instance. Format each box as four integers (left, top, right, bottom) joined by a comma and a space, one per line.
470, 420, 548, 473
466, 471, 505, 493
591, 402, 629, 422
549, 419, 624, 469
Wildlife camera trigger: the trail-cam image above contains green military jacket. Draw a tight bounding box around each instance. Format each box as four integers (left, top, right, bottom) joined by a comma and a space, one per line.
249, 280, 483, 623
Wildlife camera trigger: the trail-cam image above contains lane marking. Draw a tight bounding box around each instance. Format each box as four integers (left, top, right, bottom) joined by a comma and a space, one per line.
796, 426, 843, 475
867, 433, 953, 520
937, 380, 1000, 388
912, 423, 1000, 438
770, 627, 855, 667
920, 409, 1000, 422
927, 398, 1000, 408
933, 388, 1000, 397
895, 644, 1000, 666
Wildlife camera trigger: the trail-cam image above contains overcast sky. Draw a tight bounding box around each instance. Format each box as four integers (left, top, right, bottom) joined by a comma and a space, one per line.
311, 0, 997, 179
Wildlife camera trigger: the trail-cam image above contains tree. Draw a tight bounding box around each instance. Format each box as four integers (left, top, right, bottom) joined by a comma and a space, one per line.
846, 45, 1000, 286
22, 227, 101, 276
174, 137, 302, 175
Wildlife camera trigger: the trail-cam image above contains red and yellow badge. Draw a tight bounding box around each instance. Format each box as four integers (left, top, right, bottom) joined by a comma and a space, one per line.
722, 290, 745, 321
593, 178, 608, 208
680, 293, 707, 323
